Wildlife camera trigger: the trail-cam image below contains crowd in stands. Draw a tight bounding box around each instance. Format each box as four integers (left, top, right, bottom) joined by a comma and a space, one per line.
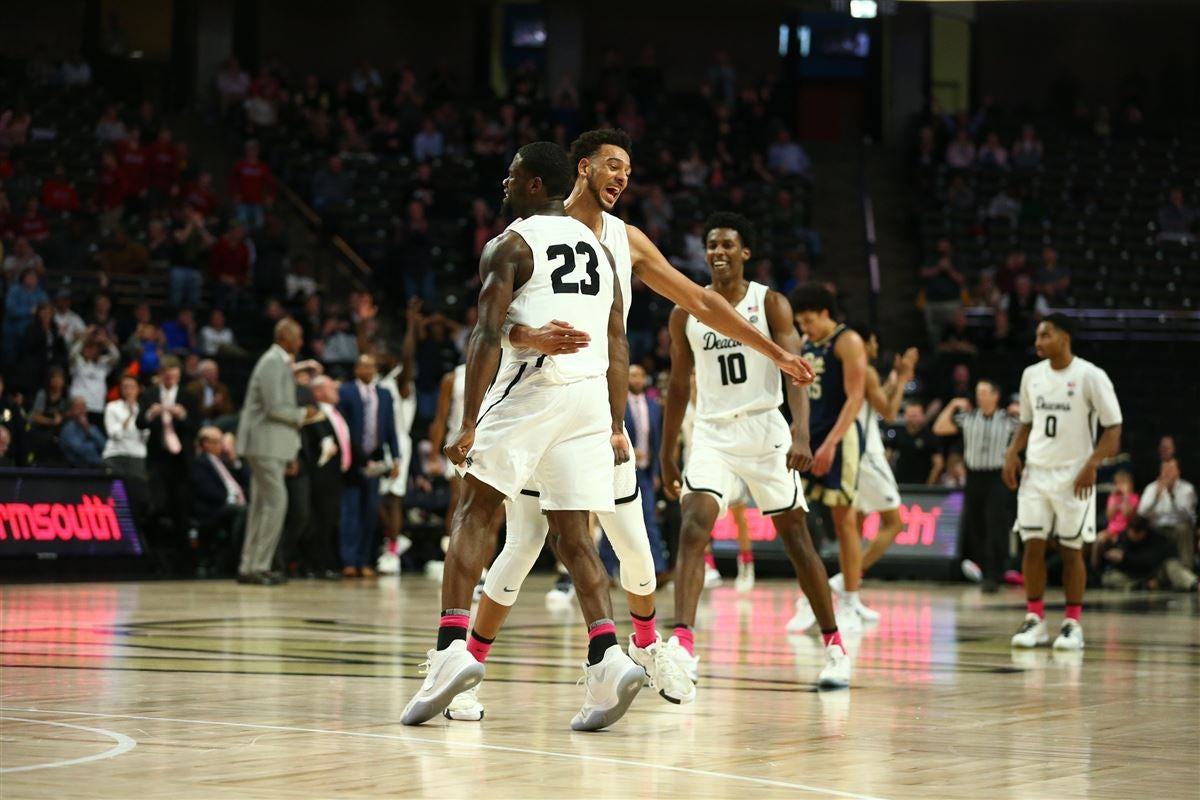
1, 51, 1194, 590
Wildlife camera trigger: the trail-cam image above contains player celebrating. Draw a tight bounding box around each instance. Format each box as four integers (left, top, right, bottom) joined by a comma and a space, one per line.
659, 212, 850, 690
401, 142, 644, 731
440, 130, 816, 720
789, 286, 867, 633
825, 330, 917, 619
1004, 314, 1122, 651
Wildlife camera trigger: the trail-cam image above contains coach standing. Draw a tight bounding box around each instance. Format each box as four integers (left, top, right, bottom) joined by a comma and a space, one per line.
235, 319, 314, 585
934, 378, 1017, 592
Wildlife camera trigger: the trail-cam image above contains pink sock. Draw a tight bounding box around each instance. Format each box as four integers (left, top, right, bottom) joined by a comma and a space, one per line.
673, 626, 694, 656
466, 630, 492, 663
704, 552, 717, 569
631, 612, 657, 649
738, 551, 753, 564
1027, 599, 1045, 619
1065, 604, 1082, 622
821, 630, 846, 655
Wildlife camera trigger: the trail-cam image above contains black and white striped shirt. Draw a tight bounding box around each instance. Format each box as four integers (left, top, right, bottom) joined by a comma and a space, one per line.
954, 410, 1018, 471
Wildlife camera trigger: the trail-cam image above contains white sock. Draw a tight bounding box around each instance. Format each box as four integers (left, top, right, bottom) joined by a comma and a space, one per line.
843, 591, 860, 607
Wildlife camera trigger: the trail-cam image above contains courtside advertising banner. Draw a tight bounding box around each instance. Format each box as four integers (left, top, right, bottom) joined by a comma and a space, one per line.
0, 469, 143, 558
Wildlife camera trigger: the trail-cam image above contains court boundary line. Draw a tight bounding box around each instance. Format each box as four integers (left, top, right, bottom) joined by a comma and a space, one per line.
0, 716, 137, 773
1, 706, 889, 800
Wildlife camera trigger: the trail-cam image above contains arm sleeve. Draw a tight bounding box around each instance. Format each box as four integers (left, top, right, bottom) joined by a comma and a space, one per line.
1087, 366, 1123, 427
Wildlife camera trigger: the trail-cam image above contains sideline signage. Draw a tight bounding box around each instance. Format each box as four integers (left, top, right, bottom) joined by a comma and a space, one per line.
0, 469, 143, 558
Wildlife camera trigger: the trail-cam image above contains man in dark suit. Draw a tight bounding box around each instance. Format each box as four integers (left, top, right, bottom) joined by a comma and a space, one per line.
600, 364, 667, 577
300, 375, 351, 578
280, 361, 320, 574
138, 355, 200, 569
192, 425, 248, 576
186, 359, 235, 421
337, 354, 401, 577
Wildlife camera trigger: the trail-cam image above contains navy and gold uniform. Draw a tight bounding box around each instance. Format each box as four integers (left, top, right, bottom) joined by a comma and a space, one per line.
801, 324, 863, 507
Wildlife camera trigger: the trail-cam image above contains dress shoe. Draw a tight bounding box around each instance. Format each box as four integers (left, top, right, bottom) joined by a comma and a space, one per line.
360, 566, 378, 579
237, 572, 281, 586
342, 566, 360, 578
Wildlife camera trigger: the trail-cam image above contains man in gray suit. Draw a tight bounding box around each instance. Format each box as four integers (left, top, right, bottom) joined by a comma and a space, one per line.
236, 319, 315, 585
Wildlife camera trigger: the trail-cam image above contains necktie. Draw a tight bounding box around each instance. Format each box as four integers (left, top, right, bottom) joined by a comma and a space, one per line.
631, 393, 650, 469
211, 454, 246, 505
329, 406, 352, 472
362, 384, 378, 455
162, 388, 182, 455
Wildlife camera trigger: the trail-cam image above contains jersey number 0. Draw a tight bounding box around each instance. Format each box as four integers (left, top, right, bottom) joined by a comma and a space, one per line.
548, 242, 601, 295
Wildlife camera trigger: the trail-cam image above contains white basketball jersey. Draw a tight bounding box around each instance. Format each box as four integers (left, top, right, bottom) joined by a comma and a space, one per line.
858, 395, 886, 457
685, 281, 781, 421
447, 363, 466, 435
1019, 356, 1122, 468
505, 215, 614, 384
599, 211, 632, 329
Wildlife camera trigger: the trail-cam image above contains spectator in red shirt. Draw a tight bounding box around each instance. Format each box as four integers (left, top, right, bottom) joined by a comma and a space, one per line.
229, 140, 274, 230
16, 198, 50, 242
40, 163, 81, 214
209, 222, 252, 310
147, 127, 182, 197
182, 171, 219, 219
94, 151, 127, 232
117, 128, 149, 202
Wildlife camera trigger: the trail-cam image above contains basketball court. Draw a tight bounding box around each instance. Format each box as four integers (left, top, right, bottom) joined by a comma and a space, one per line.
3, 578, 1197, 798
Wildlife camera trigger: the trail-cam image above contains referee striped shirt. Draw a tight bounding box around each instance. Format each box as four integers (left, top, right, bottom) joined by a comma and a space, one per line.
954, 410, 1017, 471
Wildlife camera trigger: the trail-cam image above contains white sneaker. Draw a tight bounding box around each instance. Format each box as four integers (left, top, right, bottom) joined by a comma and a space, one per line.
786, 597, 816, 632
818, 645, 852, 689
570, 645, 645, 731
852, 597, 881, 623
443, 683, 484, 721
545, 574, 575, 604
664, 635, 700, 684
828, 572, 845, 595
1052, 619, 1085, 651
376, 550, 400, 575
704, 564, 723, 588
735, 560, 755, 592
424, 560, 444, 581
1011, 613, 1049, 648
834, 604, 863, 633
628, 634, 696, 705
961, 559, 983, 583
401, 640, 484, 725
396, 534, 413, 557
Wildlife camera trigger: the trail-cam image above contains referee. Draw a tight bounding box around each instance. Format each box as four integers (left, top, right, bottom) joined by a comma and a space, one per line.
934, 378, 1017, 592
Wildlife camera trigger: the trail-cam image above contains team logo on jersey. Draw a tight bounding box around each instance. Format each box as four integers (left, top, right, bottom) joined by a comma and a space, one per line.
1067, 381, 1076, 397
749, 315, 759, 323
1035, 396, 1071, 411
702, 332, 741, 351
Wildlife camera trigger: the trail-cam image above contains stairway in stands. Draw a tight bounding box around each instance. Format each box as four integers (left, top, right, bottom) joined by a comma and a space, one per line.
808, 141, 925, 354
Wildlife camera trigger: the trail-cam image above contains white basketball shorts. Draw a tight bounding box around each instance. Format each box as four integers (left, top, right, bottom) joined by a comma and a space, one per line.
465, 370, 615, 513
854, 450, 901, 514
1017, 461, 1096, 550
681, 410, 808, 518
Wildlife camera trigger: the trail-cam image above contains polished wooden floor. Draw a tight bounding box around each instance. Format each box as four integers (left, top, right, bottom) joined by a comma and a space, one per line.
1, 575, 1197, 799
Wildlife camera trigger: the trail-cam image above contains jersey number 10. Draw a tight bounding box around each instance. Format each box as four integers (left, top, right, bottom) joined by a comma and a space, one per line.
718, 353, 747, 385
548, 242, 601, 296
